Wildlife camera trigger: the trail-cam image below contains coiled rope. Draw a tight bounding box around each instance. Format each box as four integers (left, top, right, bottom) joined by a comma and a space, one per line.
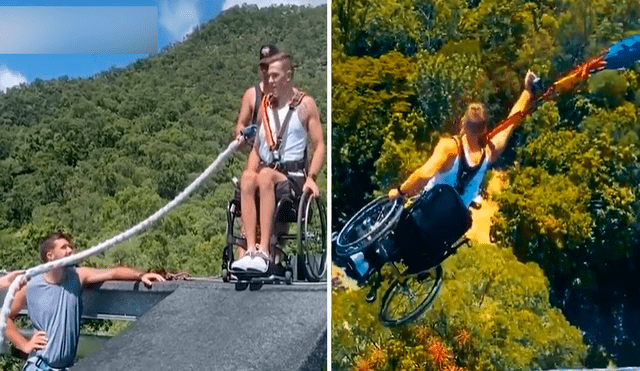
0, 139, 240, 346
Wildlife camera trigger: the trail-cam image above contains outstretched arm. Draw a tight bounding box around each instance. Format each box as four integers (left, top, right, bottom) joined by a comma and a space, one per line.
488, 71, 536, 162
389, 137, 458, 200
77, 267, 165, 288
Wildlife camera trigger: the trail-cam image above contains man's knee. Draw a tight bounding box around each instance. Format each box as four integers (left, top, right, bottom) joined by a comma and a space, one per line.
257, 169, 278, 190
240, 171, 258, 194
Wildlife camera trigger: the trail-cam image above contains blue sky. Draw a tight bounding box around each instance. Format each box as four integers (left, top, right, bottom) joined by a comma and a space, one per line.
0, 0, 326, 92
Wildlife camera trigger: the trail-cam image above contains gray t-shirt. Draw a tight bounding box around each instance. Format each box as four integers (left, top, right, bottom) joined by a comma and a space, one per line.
26, 267, 82, 368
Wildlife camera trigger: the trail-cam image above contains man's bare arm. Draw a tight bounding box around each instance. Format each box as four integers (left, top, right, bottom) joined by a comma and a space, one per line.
77, 267, 164, 288
300, 96, 325, 197
389, 137, 458, 199
0, 270, 25, 290
5, 285, 47, 354
235, 88, 256, 138
489, 71, 536, 161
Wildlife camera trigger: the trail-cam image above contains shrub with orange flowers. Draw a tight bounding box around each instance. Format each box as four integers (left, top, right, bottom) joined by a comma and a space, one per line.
427, 337, 454, 368
354, 358, 373, 371
368, 345, 387, 367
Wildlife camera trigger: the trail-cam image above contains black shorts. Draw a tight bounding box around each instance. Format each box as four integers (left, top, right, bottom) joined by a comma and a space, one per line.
233, 169, 306, 203
275, 172, 305, 200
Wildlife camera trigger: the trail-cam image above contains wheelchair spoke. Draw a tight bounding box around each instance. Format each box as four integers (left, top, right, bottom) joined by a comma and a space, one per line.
390, 300, 403, 317
379, 265, 443, 327
336, 196, 403, 256
401, 281, 417, 303
298, 194, 327, 281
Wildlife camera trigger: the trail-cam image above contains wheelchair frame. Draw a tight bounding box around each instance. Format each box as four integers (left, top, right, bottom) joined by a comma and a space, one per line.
333, 195, 469, 326
221, 182, 327, 285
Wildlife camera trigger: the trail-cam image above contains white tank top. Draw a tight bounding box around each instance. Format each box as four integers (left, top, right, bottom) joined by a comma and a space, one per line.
257, 103, 307, 163
423, 137, 490, 208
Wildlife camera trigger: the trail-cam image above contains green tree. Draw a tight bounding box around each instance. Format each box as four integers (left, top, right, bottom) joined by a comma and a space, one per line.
332, 242, 587, 370
493, 69, 640, 365
0, 5, 327, 279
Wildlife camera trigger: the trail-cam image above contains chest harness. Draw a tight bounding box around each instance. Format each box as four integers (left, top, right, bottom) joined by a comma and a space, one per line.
259, 91, 306, 173
452, 135, 486, 197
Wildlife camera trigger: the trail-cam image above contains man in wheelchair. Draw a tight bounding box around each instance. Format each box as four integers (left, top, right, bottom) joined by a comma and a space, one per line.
231, 52, 325, 274
335, 71, 537, 283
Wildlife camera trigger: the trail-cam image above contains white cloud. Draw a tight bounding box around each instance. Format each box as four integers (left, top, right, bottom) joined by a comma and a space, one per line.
222, 0, 326, 11
0, 65, 26, 93
159, 0, 201, 41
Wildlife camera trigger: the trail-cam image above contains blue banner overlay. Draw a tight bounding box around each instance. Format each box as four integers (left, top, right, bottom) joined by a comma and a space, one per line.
0, 6, 157, 54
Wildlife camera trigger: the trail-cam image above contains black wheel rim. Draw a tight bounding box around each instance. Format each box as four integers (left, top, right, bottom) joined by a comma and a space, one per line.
379, 265, 443, 327
335, 196, 403, 256
298, 193, 327, 281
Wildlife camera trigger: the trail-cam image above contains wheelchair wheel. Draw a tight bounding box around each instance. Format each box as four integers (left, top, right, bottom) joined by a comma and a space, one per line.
379, 265, 443, 327
222, 268, 230, 282
297, 192, 327, 282
335, 196, 404, 257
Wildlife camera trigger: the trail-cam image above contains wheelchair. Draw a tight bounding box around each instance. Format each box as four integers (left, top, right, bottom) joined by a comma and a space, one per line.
221, 175, 327, 285
333, 184, 471, 327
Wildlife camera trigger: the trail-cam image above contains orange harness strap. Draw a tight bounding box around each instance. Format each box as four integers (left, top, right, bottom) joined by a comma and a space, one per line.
486, 55, 606, 142
259, 91, 306, 152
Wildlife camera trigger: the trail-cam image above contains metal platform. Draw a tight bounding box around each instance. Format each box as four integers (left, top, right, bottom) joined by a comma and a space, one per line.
2, 279, 327, 371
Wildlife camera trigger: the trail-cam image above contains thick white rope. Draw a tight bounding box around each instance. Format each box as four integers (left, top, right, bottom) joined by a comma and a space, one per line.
0, 139, 240, 346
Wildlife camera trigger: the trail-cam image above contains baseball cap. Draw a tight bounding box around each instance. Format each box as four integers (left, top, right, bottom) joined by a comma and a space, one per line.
259, 44, 279, 65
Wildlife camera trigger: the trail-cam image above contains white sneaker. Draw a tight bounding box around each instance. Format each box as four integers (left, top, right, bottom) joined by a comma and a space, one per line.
246, 249, 270, 273
231, 253, 253, 271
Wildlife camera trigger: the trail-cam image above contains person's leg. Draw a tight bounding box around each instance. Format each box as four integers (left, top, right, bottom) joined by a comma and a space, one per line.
256, 167, 288, 257
272, 222, 287, 264
271, 174, 304, 264
235, 169, 259, 269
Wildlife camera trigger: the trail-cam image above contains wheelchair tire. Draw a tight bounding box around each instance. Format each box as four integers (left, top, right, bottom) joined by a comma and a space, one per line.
378, 265, 443, 327
222, 268, 230, 283
297, 192, 327, 282
335, 196, 404, 257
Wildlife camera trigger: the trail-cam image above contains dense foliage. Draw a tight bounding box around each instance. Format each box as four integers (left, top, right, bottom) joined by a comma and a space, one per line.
332, 242, 587, 370
492, 71, 640, 364
0, 5, 327, 274
332, 0, 640, 367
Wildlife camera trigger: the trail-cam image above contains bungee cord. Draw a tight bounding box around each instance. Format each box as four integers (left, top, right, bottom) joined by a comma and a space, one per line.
487, 34, 640, 141
0, 138, 241, 347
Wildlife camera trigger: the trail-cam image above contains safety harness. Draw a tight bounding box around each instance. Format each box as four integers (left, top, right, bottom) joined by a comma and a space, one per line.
452, 135, 486, 197
259, 91, 306, 172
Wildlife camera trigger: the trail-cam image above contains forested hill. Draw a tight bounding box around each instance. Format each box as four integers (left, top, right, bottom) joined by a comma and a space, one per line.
0, 5, 327, 274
